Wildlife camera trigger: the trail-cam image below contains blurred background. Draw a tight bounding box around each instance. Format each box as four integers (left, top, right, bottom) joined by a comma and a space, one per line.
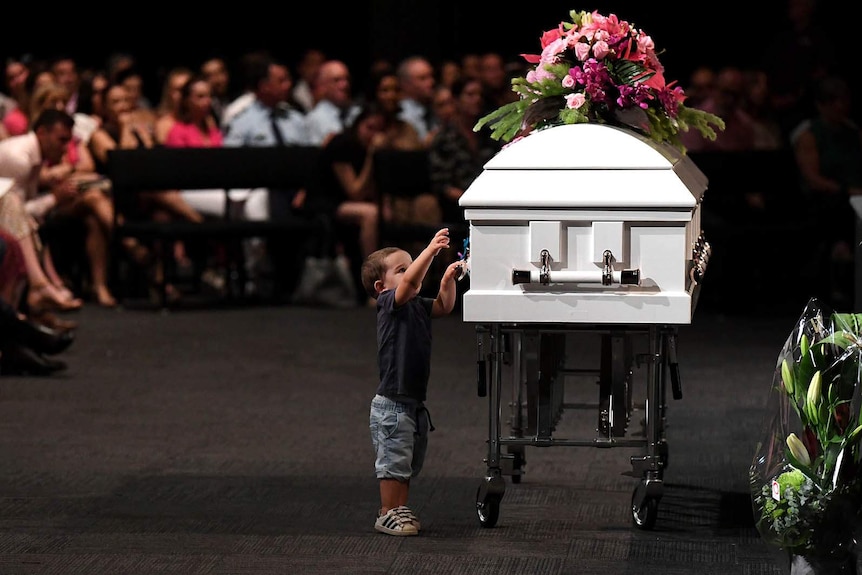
1, 0, 854, 317
1, 1, 853, 113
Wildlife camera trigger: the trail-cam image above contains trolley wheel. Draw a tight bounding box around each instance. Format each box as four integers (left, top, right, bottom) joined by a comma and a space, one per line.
476, 489, 501, 528
631, 490, 659, 530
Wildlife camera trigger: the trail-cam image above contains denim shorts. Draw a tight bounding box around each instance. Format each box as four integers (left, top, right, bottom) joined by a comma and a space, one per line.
369, 394, 429, 481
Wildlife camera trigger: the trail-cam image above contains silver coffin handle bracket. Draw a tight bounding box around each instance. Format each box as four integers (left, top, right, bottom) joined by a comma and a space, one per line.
511, 249, 641, 286
690, 232, 711, 284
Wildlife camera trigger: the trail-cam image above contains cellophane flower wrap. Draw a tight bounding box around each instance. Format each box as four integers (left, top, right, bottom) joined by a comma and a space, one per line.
474, 9, 724, 152
750, 298, 862, 559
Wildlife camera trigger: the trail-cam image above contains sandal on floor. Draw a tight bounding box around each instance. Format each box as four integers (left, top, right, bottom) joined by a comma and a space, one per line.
93, 285, 118, 308
27, 282, 83, 314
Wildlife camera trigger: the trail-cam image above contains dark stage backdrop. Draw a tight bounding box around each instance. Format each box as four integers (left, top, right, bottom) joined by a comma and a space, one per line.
2, 2, 796, 105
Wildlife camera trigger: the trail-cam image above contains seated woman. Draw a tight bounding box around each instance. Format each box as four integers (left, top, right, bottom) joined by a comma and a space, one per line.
163, 74, 223, 147
428, 76, 501, 225
366, 69, 440, 227
304, 103, 389, 302
153, 66, 194, 145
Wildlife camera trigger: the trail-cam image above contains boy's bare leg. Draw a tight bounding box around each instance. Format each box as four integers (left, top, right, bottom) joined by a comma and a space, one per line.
379, 478, 410, 513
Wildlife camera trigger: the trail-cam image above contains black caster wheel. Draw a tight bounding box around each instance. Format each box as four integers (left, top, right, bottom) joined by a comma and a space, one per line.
476, 489, 501, 528
631, 490, 659, 530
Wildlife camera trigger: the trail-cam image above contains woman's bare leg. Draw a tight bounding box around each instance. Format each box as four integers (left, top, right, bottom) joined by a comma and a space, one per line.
83, 214, 116, 307
336, 201, 379, 258
81, 188, 115, 233
144, 190, 204, 223
41, 245, 69, 292
19, 232, 82, 311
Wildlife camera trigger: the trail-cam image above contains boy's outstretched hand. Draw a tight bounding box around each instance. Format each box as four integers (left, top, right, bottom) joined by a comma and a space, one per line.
441, 261, 462, 284
427, 228, 451, 256
432, 259, 461, 317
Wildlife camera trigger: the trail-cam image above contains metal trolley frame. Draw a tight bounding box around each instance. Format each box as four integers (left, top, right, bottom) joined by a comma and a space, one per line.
473, 321, 682, 530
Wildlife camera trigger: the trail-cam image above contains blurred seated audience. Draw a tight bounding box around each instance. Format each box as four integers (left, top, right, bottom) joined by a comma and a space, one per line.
478, 51, 515, 115
684, 65, 716, 109
222, 55, 310, 217
0, 109, 83, 313
200, 56, 231, 127
290, 48, 326, 114
367, 69, 423, 150
306, 59, 361, 146
222, 50, 272, 128
679, 66, 756, 152
28, 82, 117, 307
305, 103, 388, 299
790, 75, 862, 309
89, 82, 204, 300
428, 76, 502, 225
3, 64, 56, 138
89, 83, 203, 226
366, 69, 441, 227
395, 55, 437, 144
763, 0, 835, 141
221, 56, 312, 293
114, 66, 157, 134
743, 68, 784, 151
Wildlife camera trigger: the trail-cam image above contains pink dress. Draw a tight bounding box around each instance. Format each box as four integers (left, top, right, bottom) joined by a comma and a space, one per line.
164, 122, 223, 148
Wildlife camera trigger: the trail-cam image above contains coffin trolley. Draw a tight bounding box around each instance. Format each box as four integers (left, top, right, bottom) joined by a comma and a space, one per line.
459, 123, 710, 530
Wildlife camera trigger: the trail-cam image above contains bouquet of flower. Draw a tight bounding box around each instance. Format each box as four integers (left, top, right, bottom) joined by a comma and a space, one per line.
750, 298, 862, 563
474, 9, 725, 152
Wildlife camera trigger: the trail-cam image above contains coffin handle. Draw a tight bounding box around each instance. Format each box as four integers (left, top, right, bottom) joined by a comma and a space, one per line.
512, 248, 640, 286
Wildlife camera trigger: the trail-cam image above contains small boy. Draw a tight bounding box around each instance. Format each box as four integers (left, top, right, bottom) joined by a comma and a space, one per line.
361, 228, 462, 536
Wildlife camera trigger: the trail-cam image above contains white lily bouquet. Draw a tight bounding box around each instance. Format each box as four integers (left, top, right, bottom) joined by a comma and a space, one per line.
750, 298, 862, 572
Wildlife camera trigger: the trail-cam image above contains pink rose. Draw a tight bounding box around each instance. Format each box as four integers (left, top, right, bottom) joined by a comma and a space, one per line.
637, 34, 655, 56
592, 41, 610, 60
574, 42, 591, 61
565, 93, 586, 109
562, 74, 575, 88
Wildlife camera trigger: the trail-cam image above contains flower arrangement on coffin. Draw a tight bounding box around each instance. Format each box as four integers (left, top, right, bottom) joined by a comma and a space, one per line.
474, 9, 725, 152
750, 298, 862, 573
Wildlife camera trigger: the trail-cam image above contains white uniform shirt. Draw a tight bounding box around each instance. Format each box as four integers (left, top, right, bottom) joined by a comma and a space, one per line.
0, 132, 54, 217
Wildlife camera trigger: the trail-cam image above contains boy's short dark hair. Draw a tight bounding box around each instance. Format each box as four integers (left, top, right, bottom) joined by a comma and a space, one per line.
31, 108, 74, 132
361, 247, 401, 299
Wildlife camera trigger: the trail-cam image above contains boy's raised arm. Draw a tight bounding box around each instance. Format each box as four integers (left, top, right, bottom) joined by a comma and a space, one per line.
395, 228, 451, 307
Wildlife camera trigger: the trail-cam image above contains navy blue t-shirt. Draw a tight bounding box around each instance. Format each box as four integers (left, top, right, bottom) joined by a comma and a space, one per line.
375, 289, 434, 403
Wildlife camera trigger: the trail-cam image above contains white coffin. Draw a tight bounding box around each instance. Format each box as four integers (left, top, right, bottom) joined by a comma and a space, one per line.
459, 123, 709, 325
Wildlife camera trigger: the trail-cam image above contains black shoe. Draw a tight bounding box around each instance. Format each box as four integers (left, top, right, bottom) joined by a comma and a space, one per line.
16, 320, 75, 356
0, 301, 75, 355
0, 344, 67, 376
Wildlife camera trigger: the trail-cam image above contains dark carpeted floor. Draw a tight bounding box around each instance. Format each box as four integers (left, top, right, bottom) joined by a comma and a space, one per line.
0, 298, 822, 574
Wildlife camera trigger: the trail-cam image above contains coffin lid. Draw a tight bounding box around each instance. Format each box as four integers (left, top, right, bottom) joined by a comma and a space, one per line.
460, 123, 708, 209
